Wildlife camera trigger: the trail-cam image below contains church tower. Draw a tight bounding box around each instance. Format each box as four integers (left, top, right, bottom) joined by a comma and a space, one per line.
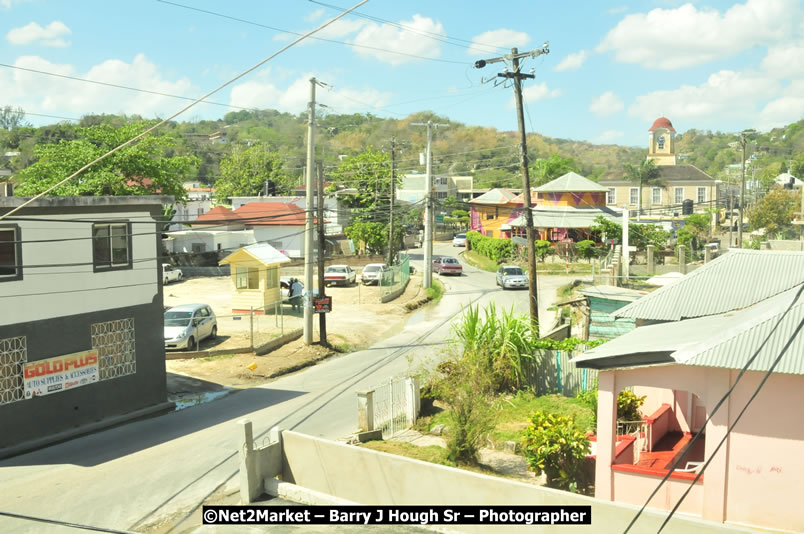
648, 117, 676, 166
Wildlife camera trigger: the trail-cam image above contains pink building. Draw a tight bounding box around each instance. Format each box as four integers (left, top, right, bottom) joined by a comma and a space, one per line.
573, 250, 804, 532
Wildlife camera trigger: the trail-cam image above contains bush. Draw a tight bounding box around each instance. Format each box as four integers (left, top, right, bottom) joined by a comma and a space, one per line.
533, 240, 553, 261
466, 231, 515, 262
576, 240, 599, 262
521, 411, 591, 492
617, 390, 646, 422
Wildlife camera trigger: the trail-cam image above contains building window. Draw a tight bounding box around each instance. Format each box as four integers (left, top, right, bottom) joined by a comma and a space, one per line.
629, 188, 639, 205
652, 187, 662, 204
697, 187, 706, 203
266, 266, 278, 290
0, 336, 26, 406
91, 318, 136, 380
436, 191, 448, 199
92, 223, 131, 271
657, 135, 666, 150
0, 225, 22, 281
235, 266, 260, 289
674, 187, 684, 204
486, 213, 494, 220
606, 188, 616, 205
191, 243, 206, 253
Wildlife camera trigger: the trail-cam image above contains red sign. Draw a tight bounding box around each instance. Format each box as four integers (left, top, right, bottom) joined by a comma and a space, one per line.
313, 296, 332, 313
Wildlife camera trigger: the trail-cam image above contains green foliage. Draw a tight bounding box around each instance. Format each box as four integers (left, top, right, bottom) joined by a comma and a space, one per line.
576, 382, 598, 426
520, 411, 591, 492
590, 216, 670, 250
748, 189, 799, 238
624, 158, 662, 215
330, 149, 392, 219
426, 279, 444, 302
533, 337, 607, 351
466, 231, 515, 262
15, 122, 197, 201
530, 154, 580, 186
617, 390, 647, 422
575, 240, 599, 262
344, 221, 387, 255
0, 106, 29, 130
215, 144, 287, 201
161, 204, 176, 232
533, 240, 553, 261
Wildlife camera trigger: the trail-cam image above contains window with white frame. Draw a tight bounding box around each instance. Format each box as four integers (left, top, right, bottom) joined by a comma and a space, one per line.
235, 266, 260, 289
0, 225, 22, 281
674, 187, 684, 204
629, 188, 639, 205
697, 187, 706, 203
92, 223, 131, 271
607, 188, 616, 205
652, 187, 662, 205
436, 191, 448, 199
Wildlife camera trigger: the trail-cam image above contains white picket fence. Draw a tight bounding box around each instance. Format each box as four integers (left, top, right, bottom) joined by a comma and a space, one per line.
358, 376, 420, 439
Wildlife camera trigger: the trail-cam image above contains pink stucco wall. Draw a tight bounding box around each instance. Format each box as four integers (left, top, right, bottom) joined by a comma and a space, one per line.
612, 469, 703, 516
597, 366, 804, 532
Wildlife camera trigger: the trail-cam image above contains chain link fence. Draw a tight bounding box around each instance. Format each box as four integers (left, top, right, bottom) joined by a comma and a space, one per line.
379, 254, 410, 298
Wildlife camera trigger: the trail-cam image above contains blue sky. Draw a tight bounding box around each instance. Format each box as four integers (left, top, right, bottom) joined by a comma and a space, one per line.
1, 0, 802, 147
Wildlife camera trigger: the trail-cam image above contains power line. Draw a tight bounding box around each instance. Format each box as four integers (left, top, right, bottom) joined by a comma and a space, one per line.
157, 0, 469, 66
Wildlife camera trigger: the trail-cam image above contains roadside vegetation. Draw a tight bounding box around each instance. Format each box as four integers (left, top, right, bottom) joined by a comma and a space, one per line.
426, 279, 445, 303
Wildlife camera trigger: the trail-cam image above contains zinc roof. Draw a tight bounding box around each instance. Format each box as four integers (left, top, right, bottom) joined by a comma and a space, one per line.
614, 249, 804, 321
572, 284, 804, 375
219, 242, 290, 266
469, 188, 518, 205
508, 205, 622, 229
534, 171, 609, 193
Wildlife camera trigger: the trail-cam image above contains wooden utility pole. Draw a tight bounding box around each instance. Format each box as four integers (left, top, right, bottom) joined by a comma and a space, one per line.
388, 138, 397, 266
317, 165, 327, 346
475, 44, 550, 328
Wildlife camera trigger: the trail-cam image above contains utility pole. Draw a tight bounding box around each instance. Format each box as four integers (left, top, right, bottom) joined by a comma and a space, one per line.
317, 165, 327, 346
412, 121, 448, 289
737, 129, 755, 249
303, 77, 316, 345
388, 138, 397, 266
475, 44, 549, 328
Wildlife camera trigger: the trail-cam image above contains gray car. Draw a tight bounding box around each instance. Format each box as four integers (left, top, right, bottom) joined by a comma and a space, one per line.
164, 304, 217, 351
496, 265, 528, 290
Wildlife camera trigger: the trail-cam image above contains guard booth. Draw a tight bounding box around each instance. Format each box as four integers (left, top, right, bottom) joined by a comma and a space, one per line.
219, 243, 290, 314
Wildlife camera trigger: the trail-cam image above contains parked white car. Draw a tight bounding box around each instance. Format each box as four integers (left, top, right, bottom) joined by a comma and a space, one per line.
361, 263, 387, 285
324, 265, 357, 287
162, 264, 183, 285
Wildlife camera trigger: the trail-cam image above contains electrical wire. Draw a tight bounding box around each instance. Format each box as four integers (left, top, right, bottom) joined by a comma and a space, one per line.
0, 0, 369, 223
0, 511, 135, 534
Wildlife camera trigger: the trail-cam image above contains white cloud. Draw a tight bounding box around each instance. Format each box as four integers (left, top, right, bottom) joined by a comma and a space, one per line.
7, 21, 72, 47
305, 8, 325, 22
598, 0, 797, 70
1, 0, 31, 8
758, 80, 804, 130
628, 70, 779, 123
466, 29, 529, 56
595, 130, 625, 143
762, 43, 804, 79
508, 82, 561, 107
350, 15, 445, 65
0, 54, 198, 118
589, 91, 624, 117
229, 75, 391, 114
554, 50, 587, 72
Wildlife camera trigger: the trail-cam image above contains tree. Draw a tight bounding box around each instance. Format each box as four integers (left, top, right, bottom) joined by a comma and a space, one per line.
0, 106, 29, 130
329, 149, 392, 219
530, 154, 580, 186
590, 216, 670, 250
15, 122, 197, 201
215, 144, 288, 202
344, 221, 387, 255
576, 240, 599, 262
533, 240, 553, 261
624, 158, 661, 217
748, 189, 799, 239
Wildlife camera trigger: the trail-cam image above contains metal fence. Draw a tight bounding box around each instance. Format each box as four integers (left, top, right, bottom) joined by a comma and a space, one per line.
521, 349, 598, 397
379, 253, 410, 298
370, 376, 419, 439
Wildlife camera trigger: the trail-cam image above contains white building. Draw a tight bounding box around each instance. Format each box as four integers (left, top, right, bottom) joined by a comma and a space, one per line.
396, 173, 474, 204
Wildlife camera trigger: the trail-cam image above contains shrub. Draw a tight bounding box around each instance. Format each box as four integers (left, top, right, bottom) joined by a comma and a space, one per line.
521, 411, 591, 492
466, 231, 515, 262
533, 240, 553, 261
617, 390, 646, 422
576, 240, 599, 262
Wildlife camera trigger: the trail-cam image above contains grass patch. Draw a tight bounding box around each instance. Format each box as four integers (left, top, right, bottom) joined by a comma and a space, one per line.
535, 262, 593, 274
462, 250, 499, 272
418, 391, 595, 446
557, 281, 577, 299
426, 279, 445, 303
359, 440, 454, 467
200, 353, 236, 362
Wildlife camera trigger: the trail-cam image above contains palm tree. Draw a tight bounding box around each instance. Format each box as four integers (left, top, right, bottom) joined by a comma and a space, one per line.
624, 158, 662, 219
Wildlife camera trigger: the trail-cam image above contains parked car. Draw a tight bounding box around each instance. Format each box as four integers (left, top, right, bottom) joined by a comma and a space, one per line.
164, 304, 217, 351
361, 263, 388, 285
452, 233, 467, 247
162, 263, 183, 285
496, 265, 528, 290
324, 265, 356, 287
432, 256, 463, 276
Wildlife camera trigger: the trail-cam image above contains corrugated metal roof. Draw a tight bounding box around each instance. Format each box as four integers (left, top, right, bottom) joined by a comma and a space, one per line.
508, 205, 621, 229
573, 284, 804, 375
534, 171, 610, 192
614, 250, 804, 321
469, 188, 518, 205
579, 285, 649, 302
219, 242, 290, 266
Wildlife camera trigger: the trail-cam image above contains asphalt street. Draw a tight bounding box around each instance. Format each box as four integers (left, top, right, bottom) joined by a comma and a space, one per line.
0, 243, 575, 534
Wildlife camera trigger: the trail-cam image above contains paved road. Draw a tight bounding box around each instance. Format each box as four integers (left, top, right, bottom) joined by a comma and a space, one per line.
0, 244, 576, 534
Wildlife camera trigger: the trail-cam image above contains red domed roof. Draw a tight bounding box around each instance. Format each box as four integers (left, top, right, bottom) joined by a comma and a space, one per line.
649, 117, 675, 132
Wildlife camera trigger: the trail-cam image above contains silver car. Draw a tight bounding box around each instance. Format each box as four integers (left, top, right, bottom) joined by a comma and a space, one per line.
361, 263, 387, 285
164, 304, 217, 351
496, 265, 528, 290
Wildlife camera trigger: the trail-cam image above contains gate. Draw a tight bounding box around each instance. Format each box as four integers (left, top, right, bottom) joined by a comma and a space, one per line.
361, 376, 420, 439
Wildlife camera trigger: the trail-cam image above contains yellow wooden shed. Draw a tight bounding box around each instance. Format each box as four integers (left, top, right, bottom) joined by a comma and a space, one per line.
219, 243, 291, 314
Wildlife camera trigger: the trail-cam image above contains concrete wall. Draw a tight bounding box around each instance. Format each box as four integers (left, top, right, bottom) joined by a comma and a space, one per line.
766, 239, 804, 251
611, 468, 702, 516
274, 430, 759, 534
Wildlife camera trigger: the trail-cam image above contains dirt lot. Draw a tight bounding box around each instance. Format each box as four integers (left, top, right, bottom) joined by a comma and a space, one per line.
164, 273, 427, 389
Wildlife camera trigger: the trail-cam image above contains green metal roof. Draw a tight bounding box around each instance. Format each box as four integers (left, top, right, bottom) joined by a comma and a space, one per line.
614, 250, 804, 321
572, 284, 804, 375
534, 172, 610, 193
508, 205, 622, 229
